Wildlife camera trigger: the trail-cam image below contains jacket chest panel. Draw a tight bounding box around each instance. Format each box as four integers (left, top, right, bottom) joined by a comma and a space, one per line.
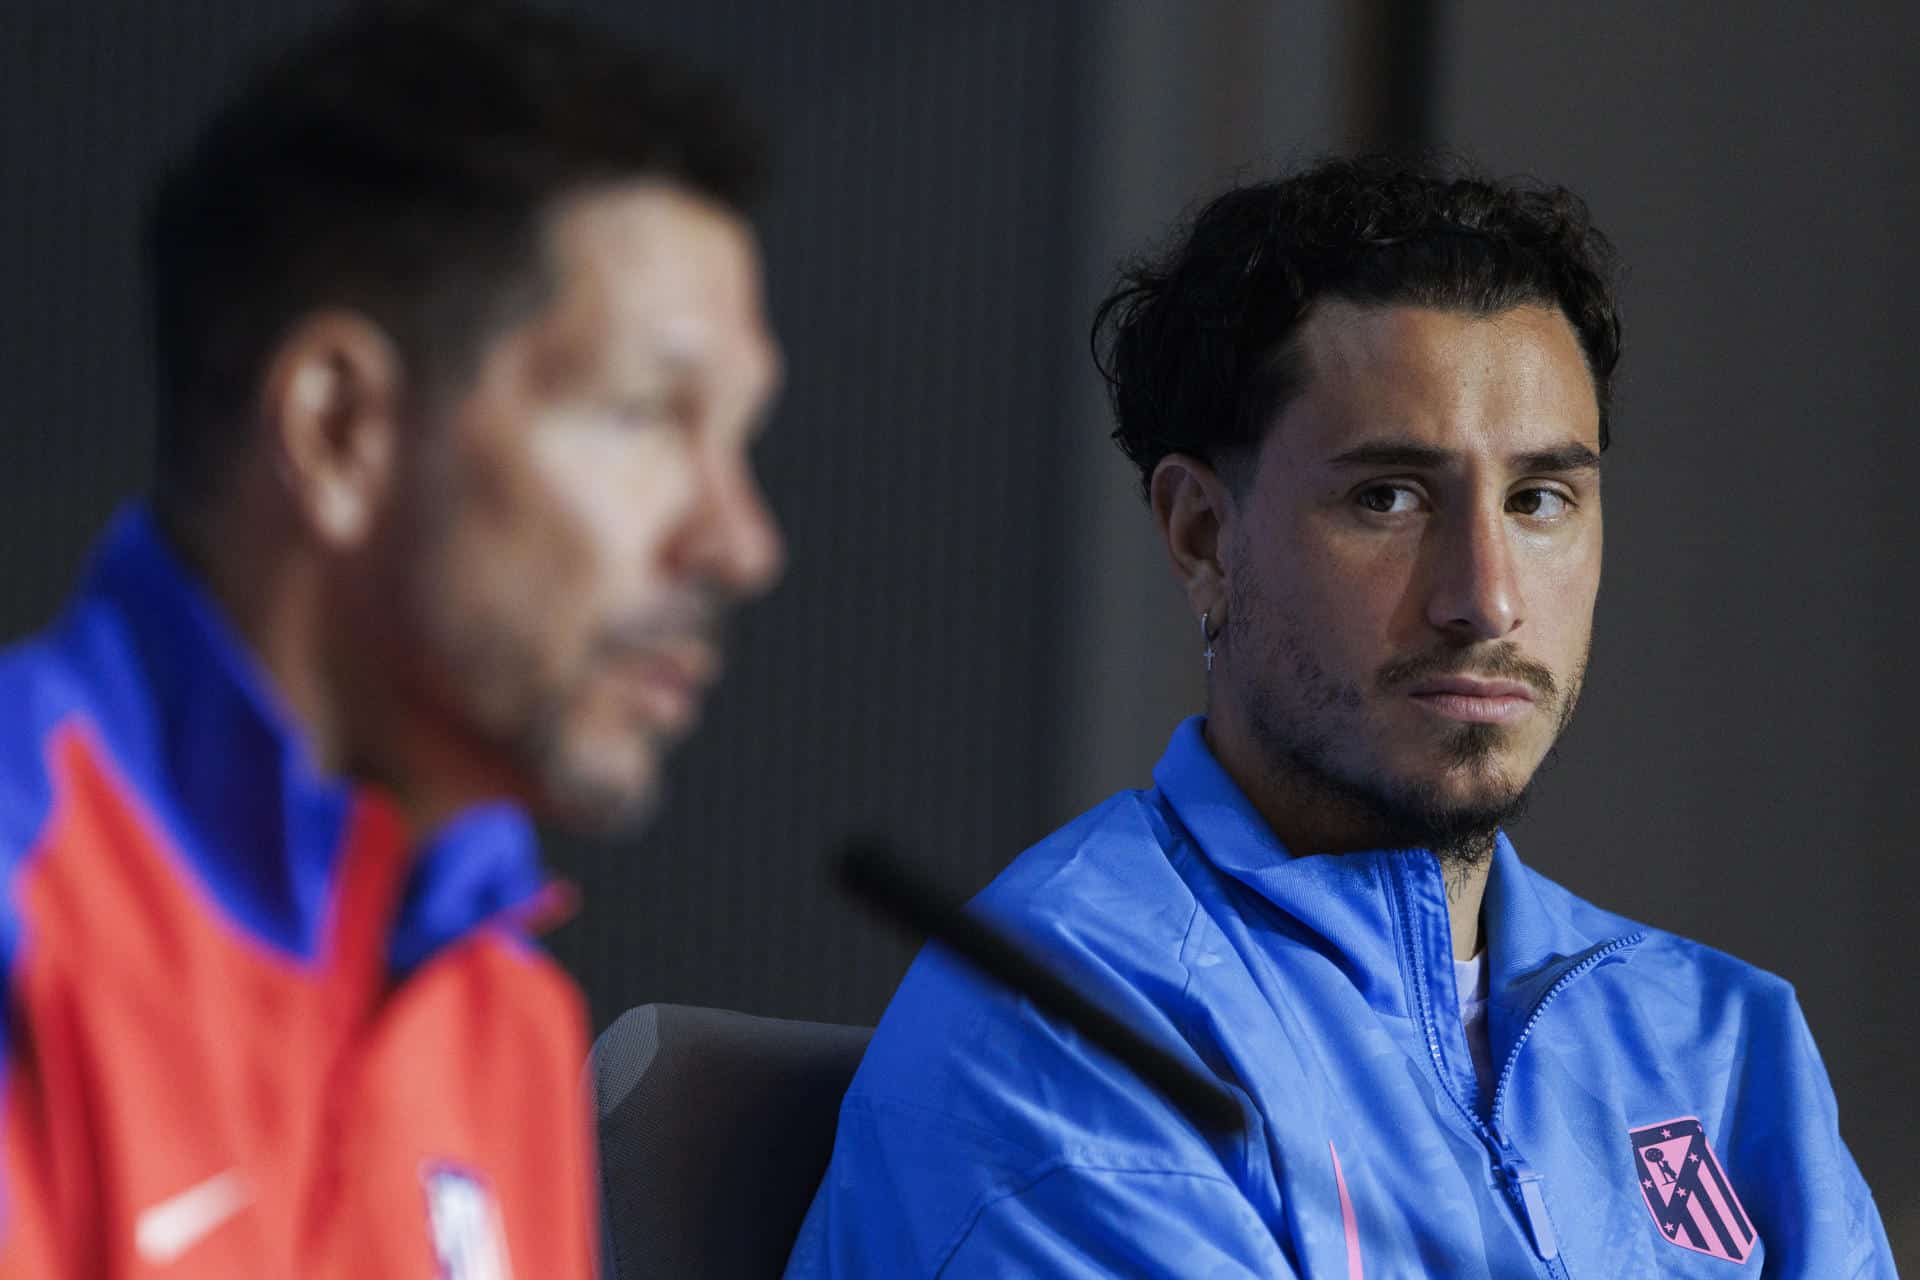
57, 933, 587, 1278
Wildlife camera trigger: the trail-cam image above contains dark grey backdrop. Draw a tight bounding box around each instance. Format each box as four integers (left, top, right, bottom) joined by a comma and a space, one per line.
4, 0, 1913, 1261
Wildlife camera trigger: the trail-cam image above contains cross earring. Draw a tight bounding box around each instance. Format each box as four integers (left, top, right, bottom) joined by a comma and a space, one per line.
1201, 610, 1216, 674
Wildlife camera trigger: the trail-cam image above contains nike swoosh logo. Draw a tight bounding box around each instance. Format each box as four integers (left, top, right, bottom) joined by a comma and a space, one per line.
135, 1168, 252, 1264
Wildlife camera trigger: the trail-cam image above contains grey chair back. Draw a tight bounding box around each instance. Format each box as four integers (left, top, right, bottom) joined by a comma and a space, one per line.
589, 1003, 872, 1279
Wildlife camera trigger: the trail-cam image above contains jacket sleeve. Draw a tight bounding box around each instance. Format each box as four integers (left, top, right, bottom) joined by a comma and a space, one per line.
783, 915, 1293, 1278
787, 1097, 1297, 1279
1739, 989, 1896, 1280
937, 1163, 1300, 1278
1792, 996, 1895, 1280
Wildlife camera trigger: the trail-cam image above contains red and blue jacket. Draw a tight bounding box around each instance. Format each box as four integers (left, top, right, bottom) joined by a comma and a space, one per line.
0, 508, 596, 1277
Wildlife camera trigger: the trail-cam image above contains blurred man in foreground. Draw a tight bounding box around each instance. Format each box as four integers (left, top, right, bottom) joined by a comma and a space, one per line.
0, 3, 782, 1274
789, 158, 1892, 1276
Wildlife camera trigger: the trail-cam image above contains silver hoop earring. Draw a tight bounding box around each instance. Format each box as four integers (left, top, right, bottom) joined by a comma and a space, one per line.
1201, 610, 1216, 674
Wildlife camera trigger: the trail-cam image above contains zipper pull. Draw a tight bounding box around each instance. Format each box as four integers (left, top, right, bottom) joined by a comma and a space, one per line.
1504, 1158, 1559, 1260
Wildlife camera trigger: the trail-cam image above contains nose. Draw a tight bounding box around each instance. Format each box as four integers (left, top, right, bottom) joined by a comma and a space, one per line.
678, 447, 785, 601
1424, 505, 1523, 641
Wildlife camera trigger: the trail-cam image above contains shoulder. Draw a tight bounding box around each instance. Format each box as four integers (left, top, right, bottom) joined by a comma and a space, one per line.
799, 792, 1269, 1275
0, 630, 110, 1111
0, 632, 105, 948
847, 788, 1222, 1157
960, 787, 1217, 1023
0, 635, 94, 856
0, 606, 183, 1010
975, 786, 1211, 948
1632, 925, 1821, 1085
1520, 860, 1805, 1041
406, 928, 591, 1088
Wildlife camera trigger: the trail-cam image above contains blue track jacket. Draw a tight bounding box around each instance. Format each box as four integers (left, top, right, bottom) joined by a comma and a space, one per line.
788, 718, 1892, 1278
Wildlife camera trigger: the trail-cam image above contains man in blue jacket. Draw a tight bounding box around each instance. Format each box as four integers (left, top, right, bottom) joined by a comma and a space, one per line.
787, 158, 1894, 1277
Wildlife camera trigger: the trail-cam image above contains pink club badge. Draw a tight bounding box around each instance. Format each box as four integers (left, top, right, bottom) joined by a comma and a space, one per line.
1629, 1116, 1758, 1264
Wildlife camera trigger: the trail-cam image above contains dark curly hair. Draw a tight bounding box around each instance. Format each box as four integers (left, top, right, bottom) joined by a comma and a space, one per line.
147, 0, 765, 508
1091, 156, 1622, 496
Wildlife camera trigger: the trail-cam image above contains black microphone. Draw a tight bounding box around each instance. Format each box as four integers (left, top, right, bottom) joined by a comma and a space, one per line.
833, 839, 1244, 1137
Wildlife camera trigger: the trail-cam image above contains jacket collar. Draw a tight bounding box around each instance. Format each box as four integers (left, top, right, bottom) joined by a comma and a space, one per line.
60, 505, 556, 972
1150, 716, 1637, 1015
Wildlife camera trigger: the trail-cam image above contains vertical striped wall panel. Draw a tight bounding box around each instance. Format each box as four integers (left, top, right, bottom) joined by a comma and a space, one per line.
548, 0, 1082, 1026
0, 0, 1084, 1028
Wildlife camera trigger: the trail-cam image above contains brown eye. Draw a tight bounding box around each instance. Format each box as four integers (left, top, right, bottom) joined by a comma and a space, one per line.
1357, 484, 1418, 514
1510, 488, 1571, 518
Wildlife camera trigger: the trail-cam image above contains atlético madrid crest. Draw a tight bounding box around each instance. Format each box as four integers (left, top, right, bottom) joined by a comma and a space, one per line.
1629, 1117, 1758, 1264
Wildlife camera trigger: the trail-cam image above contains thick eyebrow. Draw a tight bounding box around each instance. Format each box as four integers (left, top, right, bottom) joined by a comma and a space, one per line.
1325, 442, 1451, 469
1510, 442, 1603, 474
1324, 440, 1602, 474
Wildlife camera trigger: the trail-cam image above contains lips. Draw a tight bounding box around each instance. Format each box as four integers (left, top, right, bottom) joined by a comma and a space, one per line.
1405, 675, 1537, 725
607, 641, 721, 731
638, 640, 720, 690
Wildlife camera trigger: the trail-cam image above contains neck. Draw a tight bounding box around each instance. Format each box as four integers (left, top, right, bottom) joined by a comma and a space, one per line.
1203, 707, 1491, 961
162, 496, 346, 772
1444, 858, 1489, 960
164, 493, 509, 840
341, 701, 533, 835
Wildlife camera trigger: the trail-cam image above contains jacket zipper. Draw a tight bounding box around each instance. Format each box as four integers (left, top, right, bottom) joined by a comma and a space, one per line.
1488, 933, 1641, 1277
1487, 932, 1645, 1127
1390, 860, 1643, 1279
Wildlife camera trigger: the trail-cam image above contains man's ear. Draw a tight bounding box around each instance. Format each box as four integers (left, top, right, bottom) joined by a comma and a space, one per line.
259, 310, 405, 550
1149, 452, 1233, 621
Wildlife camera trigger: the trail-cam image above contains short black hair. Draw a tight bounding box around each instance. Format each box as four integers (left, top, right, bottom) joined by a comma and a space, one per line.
1092, 155, 1623, 496
146, 0, 766, 506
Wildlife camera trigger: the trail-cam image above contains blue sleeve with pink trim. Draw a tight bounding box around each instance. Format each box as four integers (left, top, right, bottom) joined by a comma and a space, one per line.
786, 719, 1895, 1278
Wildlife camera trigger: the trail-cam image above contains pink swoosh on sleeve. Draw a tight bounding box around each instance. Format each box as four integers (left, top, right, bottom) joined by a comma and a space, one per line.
1329, 1140, 1365, 1280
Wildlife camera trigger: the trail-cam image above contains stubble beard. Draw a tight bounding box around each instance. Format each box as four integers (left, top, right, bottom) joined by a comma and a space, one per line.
404, 513, 671, 837
516, 677, 669, 835
1234, 585, 1585, 877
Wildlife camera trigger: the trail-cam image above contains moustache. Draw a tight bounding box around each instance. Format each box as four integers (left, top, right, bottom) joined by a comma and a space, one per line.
596, 596, 729, 659
1376, 643, 1559, 703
